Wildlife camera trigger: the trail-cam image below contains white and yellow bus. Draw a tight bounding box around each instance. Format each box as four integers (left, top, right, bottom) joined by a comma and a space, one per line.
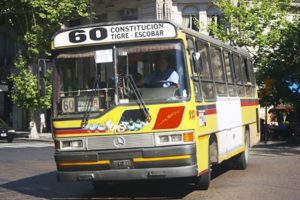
51, 20, 260, 190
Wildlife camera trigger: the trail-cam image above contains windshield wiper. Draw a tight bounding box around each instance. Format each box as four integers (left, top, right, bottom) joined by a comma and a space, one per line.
125, 74, 152, 122
81, 74, 100, 128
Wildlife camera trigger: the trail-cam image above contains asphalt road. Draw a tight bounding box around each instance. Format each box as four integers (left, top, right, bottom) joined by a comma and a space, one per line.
0, 139, 300, 200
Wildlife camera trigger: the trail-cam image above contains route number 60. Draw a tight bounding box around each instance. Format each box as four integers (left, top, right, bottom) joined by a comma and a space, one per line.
69, 28, 108, 43
62, 97, 75, 113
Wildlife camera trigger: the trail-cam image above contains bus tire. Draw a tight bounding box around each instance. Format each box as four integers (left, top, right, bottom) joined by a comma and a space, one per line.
194, 147, 211, 190
233, 129, 249, 170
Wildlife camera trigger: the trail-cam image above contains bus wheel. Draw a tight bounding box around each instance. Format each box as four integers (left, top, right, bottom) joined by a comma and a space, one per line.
233, 130, 249, 170
194, 148, 211, 190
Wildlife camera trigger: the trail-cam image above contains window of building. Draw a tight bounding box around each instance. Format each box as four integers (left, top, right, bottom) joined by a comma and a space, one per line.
182, 6, 199, 31
120, 8, 138, 20
95, 14, 108, 23
207, 6, 225, 36
207, 6, 222, 25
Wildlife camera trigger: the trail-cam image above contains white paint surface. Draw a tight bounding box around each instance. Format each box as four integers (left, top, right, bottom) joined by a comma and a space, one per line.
216, 97, 243, 157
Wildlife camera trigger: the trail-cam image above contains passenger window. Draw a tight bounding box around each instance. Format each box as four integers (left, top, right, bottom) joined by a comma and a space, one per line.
196, 41, 216, 100
196, 42, 211, 80
210, 46, 227, 96
188, 37, 202, 102
241, 57, 251, 83
241, 57, 252, 97
232, 54, 245, 97
223, 50, 236, 96
247, 59, 256, 97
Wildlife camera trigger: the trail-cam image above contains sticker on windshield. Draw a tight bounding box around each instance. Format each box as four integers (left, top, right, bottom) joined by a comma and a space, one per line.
95, 49, 113, 63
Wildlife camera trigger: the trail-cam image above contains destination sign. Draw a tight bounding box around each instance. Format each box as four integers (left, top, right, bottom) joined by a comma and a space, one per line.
53, 22, 177, 48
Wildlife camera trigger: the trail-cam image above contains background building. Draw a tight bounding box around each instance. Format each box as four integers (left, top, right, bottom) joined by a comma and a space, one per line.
69, 0, 219, 35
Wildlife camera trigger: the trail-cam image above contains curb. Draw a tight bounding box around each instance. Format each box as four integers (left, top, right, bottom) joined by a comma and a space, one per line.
16, 137, 54, 143
15, 132, 54, 143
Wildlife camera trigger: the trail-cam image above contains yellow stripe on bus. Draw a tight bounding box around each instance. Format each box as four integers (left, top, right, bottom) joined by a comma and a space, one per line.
58, 160, 110, 166
133, 155, 191, 162
219, 147, 245, 162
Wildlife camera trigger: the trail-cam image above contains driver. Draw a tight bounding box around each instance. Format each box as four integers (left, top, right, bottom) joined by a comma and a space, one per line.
138, 54, 179, 87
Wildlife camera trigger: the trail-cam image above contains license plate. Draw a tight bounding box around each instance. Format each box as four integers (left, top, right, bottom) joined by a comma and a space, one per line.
112, 160, 132, 169
1, 133, 7, 137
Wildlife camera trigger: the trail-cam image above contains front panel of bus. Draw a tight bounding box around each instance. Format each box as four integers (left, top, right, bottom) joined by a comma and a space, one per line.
52, 22, 199, 182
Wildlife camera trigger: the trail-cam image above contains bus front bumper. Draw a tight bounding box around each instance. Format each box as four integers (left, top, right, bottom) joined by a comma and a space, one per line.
55, 144, 197, 182
57, 165, 197, 182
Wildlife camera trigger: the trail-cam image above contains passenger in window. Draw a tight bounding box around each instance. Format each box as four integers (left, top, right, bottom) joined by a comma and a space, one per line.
138, 54, 179, 88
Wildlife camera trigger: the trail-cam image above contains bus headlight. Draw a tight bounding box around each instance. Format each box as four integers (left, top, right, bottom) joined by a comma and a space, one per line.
58, 139, 85, 151
155, 131, 195, 146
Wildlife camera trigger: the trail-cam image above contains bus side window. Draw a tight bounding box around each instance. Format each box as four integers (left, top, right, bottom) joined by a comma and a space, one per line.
210, 46, 227, 96
196, 41, 216, 100
247, 59, 256, 97
241, 57, 252, 97
223, 50, 237, 96
188, 37, 202, 102
232, 54, 245, 97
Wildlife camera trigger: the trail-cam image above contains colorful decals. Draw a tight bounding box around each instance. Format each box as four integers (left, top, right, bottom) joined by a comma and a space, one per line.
153, 106, 185, 130
54, 119, 149, 135
105, 119, 148, 132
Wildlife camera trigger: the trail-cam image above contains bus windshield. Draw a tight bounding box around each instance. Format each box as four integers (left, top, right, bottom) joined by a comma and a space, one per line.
54, 41, 189, 115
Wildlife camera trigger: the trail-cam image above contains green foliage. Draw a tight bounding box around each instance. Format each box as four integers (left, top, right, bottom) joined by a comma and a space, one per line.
257, 17, 300, 106
9, 54, 52, 110
1, 0, 90, 111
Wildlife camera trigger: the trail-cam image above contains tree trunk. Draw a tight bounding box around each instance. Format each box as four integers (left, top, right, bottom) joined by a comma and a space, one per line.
29, 109, 39, 139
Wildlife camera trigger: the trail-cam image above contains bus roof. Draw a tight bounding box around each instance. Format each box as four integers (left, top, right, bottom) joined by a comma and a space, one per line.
52, 20, 251, 58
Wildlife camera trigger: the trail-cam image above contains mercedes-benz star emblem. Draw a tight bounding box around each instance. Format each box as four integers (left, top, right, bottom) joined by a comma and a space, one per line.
113, 136, 126, 147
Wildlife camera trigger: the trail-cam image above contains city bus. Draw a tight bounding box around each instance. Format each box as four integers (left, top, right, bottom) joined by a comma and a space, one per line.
51, 20, 260, 190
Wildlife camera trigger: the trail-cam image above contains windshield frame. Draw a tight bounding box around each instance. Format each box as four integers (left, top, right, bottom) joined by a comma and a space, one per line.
52, 39, 191, 118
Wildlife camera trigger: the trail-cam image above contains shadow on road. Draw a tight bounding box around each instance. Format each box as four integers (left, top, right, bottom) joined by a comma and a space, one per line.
0, 164, 239, 200
0, 157, 258, 200
0, 171, 196, 199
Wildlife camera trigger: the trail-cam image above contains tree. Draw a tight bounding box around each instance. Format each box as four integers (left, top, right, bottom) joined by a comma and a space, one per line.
1, 0, 90, 137
257, 17, 300, 121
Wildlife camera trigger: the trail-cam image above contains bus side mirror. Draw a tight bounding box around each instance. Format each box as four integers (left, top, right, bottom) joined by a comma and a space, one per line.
192, 52, 203, 73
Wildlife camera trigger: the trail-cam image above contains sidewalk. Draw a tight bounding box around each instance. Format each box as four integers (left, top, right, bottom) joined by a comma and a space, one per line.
15, 131, 54, 142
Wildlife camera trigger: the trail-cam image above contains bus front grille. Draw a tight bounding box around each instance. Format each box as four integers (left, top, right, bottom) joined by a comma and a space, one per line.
86, 133, 155, 150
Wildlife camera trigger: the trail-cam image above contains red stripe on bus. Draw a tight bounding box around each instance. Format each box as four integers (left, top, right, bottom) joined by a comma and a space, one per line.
205, 109, 217, 115
241, 100, 259, 107
196, 109, 217, 116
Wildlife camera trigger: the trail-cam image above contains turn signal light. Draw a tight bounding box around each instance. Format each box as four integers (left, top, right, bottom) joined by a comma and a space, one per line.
183, 132, 194, 142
